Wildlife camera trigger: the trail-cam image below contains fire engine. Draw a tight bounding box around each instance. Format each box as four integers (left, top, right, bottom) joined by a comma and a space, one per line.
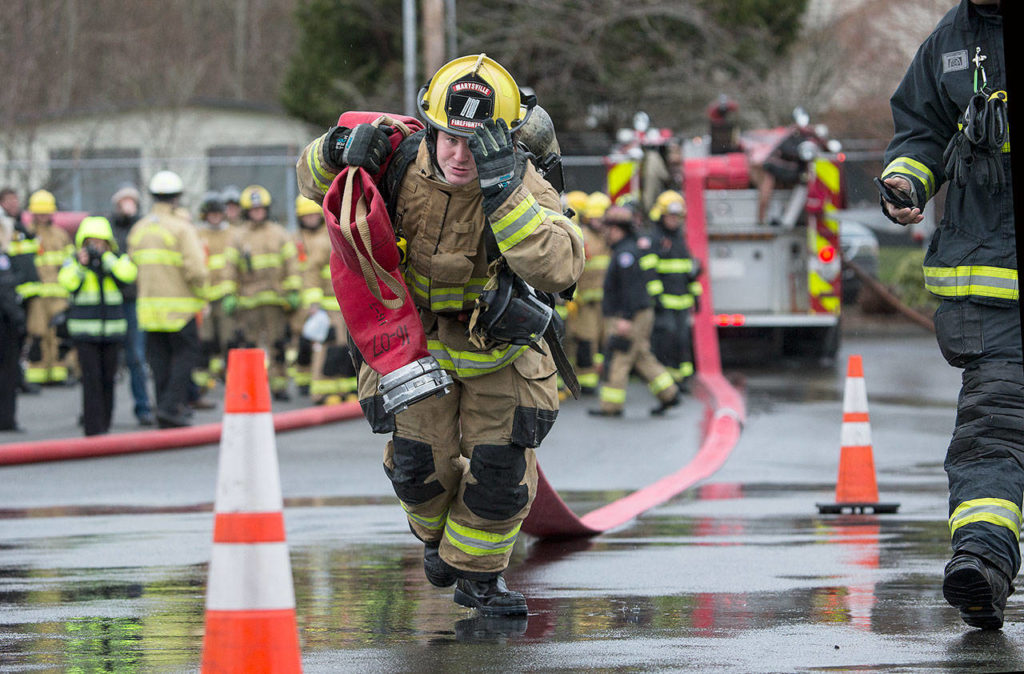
605, 113, 845, 364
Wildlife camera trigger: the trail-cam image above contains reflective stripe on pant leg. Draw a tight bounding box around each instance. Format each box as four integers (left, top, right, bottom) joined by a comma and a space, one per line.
388, 377, 463, 542
945, 359, 1024, 580
442, 354, 547, 574
445, 518, 521, 557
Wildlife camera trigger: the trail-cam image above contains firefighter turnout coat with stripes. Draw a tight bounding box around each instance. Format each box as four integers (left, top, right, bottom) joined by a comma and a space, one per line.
297, 130, 584, 576
882, 0, 1014, 305
127, 203, 208, 332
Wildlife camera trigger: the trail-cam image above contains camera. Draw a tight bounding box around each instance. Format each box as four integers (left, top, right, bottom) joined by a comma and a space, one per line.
85, 243, 103, 268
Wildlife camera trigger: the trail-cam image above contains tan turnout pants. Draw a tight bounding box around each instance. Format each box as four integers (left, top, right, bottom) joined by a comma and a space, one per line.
598, 308, 679, 413
360, 347, 559, 577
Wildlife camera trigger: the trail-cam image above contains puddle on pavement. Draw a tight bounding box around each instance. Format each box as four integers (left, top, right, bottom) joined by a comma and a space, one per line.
0, 483, 976, 671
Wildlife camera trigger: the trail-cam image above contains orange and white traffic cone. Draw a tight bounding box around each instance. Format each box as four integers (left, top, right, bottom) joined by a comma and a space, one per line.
201, 348, 302, 673
817, 354, 899, 515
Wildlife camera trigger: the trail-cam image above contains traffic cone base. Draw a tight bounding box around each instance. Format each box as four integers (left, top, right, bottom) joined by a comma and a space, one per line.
817, 354, 899, 515
203, 610, 302, 671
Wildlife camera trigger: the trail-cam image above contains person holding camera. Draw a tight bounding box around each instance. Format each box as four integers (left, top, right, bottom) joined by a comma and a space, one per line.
58, 217, 138, 436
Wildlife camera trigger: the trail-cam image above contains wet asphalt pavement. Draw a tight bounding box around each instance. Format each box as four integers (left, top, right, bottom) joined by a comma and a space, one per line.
3, 318, 1023, 673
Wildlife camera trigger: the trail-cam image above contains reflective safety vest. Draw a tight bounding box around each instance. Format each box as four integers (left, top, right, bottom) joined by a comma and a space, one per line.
58, 252, 137, 341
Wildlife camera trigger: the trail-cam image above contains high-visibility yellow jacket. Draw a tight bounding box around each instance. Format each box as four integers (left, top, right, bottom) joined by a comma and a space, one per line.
198, 223, 239, 301
127, 202, 208, 332
59, 251, 137, 341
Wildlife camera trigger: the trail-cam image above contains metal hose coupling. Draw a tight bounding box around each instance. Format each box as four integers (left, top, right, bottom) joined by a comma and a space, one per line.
378, 356, 454, 414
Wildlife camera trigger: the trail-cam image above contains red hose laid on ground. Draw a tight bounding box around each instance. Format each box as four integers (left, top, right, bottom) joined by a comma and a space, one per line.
0, 402, 364, 466
522, 158, 745, 539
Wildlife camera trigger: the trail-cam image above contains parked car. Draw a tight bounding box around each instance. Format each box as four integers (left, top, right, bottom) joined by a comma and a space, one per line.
839, 219, 880, 304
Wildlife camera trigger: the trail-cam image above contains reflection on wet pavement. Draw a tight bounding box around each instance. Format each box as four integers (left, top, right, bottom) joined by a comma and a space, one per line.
3, 481, 1016, 673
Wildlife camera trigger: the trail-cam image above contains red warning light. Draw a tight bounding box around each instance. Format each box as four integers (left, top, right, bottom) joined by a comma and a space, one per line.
818, 245, 836, 263
837, 152, 846, 162
714, 314, 746, 327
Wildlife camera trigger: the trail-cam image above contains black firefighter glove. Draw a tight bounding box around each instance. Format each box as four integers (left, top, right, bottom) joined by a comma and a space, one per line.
323, 124, 392, 175
323, 123, 391, 174
470, 119, 526, 216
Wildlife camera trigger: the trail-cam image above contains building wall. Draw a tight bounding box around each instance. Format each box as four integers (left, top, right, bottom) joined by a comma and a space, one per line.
1, 105, 320, 226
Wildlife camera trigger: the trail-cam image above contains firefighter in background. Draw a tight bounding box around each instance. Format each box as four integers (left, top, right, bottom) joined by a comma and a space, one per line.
24, 190, 73, 387
1, 241, 28, 431
128, 171, 208, 428
566, 191, 612, 394
221, 185, 244, 226
649, 190, 702, 387
707, 94, 740, 155
290, 196, 322, 395
297, 54, 584, 615
194, 192, 238, 388
5, 197, 41, 396
590, 205, 680, 417
293, 195, 355, 404
58, 217, 138, 436
227, 185, 300, 400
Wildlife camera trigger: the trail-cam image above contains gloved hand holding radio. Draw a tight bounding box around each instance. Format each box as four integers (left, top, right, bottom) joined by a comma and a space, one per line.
470, 119, 525, 215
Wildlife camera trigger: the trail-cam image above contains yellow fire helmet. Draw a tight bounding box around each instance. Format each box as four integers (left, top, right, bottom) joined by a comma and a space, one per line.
650, 190, 686, 221
294, 195, 321, 218
240, 184, 272, 210
417, 53, 536, 137
565, 190, 589, 215
583, 192, 612, 220
27, 189, 57, 215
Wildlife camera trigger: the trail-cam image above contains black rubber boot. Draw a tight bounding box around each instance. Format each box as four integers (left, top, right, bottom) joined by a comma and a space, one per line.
453, 575, 528, 616
650, 392, 681, 416
942, 552, 1013, 630
587, 408, 622, 417
423, 541, 458, 588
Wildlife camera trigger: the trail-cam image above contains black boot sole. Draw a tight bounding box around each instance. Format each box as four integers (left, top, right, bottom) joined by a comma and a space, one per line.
943, 564, 1004, 630
453, 587, 528, 617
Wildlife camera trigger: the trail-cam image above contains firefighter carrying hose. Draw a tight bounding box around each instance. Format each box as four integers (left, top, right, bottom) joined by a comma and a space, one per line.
590, 205, 680, 417
297, 54, 584, 616
880, 0, 1015, 630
